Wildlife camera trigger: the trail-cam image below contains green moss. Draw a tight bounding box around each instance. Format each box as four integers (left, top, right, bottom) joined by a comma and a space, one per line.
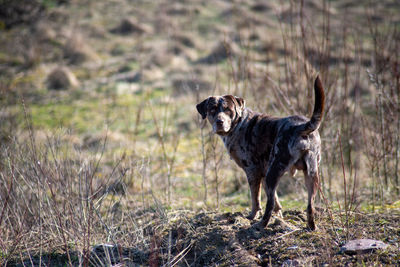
0, 52, 24, 66
30, 100, 102, 132
40, 0, 59, 9
26, 86, 173, 135
279, 199, 304, 210
360, 200, 400, 213
224, 193, 249, 207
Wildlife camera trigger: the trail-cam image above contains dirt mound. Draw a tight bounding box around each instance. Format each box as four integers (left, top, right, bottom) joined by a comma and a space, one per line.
63, 34, 99, 64
46, 66, 79, 90
168, 212, 302, 266
110, 18, 151, 35
196, 41, 241, 64
171, 33, 196, 48
174, 212, 260, 266
250, 2, 272, 12
156, 210, 399, 266
7, 209, 400, 266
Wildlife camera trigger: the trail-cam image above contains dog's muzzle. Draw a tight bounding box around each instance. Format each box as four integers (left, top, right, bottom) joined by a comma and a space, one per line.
213, 119, 230, 134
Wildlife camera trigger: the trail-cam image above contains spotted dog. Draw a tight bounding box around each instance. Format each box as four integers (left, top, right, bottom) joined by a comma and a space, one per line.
196, 76, 325, 230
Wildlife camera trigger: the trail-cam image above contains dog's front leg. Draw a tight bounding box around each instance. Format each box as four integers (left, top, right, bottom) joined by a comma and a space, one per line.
246, 174, 262, 220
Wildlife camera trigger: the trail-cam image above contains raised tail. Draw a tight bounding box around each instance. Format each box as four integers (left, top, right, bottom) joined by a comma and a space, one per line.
301, 76, 325, 134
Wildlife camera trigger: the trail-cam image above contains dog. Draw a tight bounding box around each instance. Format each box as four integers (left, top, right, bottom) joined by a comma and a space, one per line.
196, 76, 325, 230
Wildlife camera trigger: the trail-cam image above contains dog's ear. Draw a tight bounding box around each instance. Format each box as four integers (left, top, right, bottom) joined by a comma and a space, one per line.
196, 98, 209, 119
235, 96, 245, 116
235, 96, 245, 109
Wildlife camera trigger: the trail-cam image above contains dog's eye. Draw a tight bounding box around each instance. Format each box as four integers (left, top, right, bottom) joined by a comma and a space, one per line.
224, 108, 232, 116
209, 108, 217, 115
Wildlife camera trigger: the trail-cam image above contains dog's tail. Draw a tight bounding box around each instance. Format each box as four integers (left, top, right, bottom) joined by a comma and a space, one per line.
300, 76, 325, 134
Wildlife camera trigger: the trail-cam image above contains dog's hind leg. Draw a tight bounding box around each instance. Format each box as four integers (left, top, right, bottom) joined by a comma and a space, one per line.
303, 151, 319, 230
261, 179, 283, 217
259, 158, 289, 228
274, 191, 283, 217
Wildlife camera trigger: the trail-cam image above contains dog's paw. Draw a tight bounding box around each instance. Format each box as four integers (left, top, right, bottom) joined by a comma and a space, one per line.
246, 213, 256, 220
307, 221, 317, 231
289, 166, 297, 177
246, 209, 260, 220
252, 220, 268, 230
275, 210, 283, 218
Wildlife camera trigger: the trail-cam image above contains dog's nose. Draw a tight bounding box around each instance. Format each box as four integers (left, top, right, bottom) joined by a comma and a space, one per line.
216, 119, 224, 125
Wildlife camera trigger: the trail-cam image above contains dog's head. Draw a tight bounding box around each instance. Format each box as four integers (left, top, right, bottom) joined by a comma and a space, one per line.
196, 95, 245, 135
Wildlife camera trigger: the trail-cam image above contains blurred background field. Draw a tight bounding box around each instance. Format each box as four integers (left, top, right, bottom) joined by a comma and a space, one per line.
1, 0, 399, 266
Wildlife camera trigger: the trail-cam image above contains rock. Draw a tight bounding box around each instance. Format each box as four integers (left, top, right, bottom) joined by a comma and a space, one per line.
340, 239, 389, 255
46, 66, 79, 90
110, 18, 151, 35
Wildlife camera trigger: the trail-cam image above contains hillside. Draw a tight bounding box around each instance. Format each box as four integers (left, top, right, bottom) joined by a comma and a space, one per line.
1, 0, 399, 266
